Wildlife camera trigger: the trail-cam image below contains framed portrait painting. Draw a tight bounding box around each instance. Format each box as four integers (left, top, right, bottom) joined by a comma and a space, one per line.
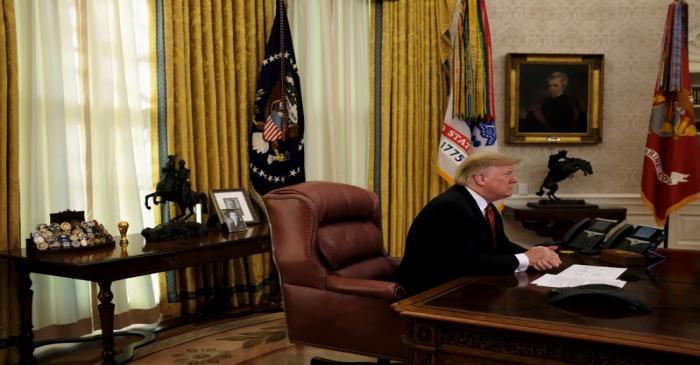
505, 53, 603, 144
209, 189, 260, 225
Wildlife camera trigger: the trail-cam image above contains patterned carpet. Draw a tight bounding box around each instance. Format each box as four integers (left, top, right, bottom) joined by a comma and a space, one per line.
34, 311, 377, 364
130, 312, 291, 365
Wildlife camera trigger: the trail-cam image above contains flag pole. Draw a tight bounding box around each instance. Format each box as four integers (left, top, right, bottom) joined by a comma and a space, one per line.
278, 0, 288, 141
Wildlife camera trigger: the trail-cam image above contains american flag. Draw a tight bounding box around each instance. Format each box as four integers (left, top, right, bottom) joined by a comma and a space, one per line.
263, 113, 283, 141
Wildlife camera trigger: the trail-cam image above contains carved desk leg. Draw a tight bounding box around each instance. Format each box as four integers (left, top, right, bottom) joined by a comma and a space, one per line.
97, 280, 116, 365
17, 266, 36, 365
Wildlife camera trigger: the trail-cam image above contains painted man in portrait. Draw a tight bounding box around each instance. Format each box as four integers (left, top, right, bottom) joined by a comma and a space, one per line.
519, 71, 587, 133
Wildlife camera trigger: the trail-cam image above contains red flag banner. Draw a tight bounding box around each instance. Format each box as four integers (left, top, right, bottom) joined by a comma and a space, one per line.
642, 0, 700, 226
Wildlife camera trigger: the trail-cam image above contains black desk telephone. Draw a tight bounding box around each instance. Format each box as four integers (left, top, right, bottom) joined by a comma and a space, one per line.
563, 218, 618, 252
556, 218, 664, 255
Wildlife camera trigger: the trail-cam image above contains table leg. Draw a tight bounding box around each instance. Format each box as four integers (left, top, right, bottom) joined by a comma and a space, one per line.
97, 280, 115, 365
17, 267, 36, 365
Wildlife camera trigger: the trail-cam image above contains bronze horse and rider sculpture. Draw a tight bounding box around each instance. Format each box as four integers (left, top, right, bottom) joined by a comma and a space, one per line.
144, 156, 208, 222
536, 150, 593, 203
142, 156, 208, 241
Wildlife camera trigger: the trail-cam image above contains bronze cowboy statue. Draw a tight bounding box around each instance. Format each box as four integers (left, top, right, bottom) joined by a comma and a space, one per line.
144, 156, 208, 221
535, 150, 593, 204
142, 156, 209, 242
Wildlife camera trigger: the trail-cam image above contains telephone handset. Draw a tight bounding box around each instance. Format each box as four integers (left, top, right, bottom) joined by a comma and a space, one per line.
560, 218, 591, 243
562, 218, 620, 252
597, 224, 634, 251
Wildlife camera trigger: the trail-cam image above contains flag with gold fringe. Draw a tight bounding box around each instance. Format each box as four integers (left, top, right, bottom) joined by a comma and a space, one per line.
642, 0, 700, 226
438, 0, 496, 183
249, 0, 305, 195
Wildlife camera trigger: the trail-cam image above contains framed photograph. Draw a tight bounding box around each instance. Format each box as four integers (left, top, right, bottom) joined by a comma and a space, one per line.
221, 209, 247, 232
505, 53, 603, 144
209, 189, 260, 225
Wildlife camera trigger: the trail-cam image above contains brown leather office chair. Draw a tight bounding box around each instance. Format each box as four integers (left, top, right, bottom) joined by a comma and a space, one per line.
263, 181, 406, 364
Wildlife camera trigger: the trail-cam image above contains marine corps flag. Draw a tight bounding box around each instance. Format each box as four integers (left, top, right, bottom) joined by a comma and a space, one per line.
642, 0, 700, 226
438, 0, 497, 183
249, 0, 305, 195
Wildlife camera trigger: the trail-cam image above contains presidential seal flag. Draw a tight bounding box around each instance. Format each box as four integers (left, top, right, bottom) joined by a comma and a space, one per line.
642, 0, 700, 226
438, 0, 497, 183
249, 0, 305, 195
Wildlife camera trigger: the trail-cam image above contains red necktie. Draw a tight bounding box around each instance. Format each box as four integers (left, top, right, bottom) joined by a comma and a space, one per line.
485, 205, 497, 249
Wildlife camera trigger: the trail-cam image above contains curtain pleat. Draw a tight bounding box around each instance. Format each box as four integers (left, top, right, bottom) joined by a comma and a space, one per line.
159, 0, 275, 318
372, 0, 450, 257
0, 0, 20, 363
288, 1, 372, 186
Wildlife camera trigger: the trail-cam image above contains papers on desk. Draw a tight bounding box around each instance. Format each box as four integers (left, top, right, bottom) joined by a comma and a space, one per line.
531, 264, 627, 288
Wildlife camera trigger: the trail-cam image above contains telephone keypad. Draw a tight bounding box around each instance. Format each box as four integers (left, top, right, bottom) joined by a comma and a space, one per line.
615, 238, 649, 254
568, 230, 604, 251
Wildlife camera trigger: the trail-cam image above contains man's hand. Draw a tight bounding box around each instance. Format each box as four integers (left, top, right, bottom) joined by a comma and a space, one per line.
524, 246, 561, 271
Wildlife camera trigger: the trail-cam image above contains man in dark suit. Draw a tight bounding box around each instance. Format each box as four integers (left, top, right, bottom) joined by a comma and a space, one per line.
399, 151, 561, 295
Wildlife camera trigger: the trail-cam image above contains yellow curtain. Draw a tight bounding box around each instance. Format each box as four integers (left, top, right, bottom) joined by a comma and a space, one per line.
370, 0, 453, 257
160, 0, 275, 317
0, 0, 19, 363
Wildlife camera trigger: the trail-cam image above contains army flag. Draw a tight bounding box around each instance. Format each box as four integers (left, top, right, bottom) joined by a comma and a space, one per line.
437, 0, 497, 183
250, 0, 305, 195
642, 0, 700, 226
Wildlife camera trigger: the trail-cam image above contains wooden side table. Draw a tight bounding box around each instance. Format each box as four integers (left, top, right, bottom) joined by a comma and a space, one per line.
503, 204, 627, 241
1, 223, 271, 365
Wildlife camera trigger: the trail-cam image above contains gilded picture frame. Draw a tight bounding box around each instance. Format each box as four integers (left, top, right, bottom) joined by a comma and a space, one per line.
505, 53, 604, 144
209, 189, 260, 225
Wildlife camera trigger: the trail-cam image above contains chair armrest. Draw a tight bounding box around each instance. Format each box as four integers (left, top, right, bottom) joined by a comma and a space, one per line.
326, 275, 406, 300
385, 256, 402, 271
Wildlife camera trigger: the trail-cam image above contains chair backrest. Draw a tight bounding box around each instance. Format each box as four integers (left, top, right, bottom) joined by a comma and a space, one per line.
265, 181, 397, 287
263, 181, 405, 360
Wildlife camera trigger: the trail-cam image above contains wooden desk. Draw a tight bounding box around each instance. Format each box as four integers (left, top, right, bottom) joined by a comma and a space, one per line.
0, 223, 270, 365
392, 249, 700, 365
503, 204, 627, 240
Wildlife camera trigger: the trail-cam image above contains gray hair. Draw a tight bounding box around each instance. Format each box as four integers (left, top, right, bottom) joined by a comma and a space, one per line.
546, 71, 569, 87
454, 151, 520, 186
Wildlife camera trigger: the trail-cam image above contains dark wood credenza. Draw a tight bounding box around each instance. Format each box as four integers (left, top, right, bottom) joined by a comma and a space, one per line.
0, 223, 271, 365
503, 203, 627, 241
392, 249, 700, 365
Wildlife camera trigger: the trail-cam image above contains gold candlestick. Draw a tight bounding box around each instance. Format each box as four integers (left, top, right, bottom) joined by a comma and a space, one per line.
118, 221, 129, 247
